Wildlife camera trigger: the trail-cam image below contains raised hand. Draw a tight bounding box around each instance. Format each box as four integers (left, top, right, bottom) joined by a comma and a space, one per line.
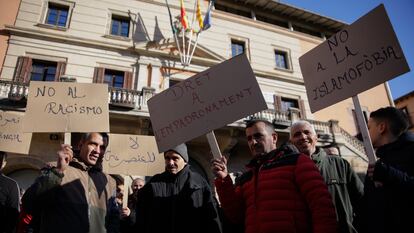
211, 156, 228, 179
56, 144, 73, 173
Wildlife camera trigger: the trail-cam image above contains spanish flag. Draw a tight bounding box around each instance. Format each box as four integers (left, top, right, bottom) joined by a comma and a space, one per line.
180, 0, 189, 30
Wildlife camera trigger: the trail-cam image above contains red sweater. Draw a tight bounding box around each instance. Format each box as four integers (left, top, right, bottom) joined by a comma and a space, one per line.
215, 151, 338, 233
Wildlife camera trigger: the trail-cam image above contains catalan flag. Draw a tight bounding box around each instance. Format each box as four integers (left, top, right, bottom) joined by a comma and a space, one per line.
196, 0, 203, 30
180, 0, 189, 30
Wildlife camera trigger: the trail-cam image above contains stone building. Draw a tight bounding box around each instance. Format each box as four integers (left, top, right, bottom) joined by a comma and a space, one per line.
0, 0, 394, 189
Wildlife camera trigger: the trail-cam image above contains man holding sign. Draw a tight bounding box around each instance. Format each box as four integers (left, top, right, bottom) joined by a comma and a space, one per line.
212, 119, 337, 233
22, 133, 119, 233
356, 107, 414, 233
135, 143, 222, 233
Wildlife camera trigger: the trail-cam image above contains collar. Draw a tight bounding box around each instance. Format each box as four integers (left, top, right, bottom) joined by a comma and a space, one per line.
376, 132, 414, 158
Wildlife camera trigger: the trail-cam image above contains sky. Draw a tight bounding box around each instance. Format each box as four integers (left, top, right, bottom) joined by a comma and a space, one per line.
281, 0, 414, 100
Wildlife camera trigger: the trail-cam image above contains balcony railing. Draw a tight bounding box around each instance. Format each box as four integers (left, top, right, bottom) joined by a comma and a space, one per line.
0, 80, 155, 110
0, 79, 365, 157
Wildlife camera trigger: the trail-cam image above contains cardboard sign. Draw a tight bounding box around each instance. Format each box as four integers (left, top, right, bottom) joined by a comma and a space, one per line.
102, 134, 164, 176
148, 54, 267, 152
0, 111, 32, 154
23, 81, 109, 132
299, 4, 410, 113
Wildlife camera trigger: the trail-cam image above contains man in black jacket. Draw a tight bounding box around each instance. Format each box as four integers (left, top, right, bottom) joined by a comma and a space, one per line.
0, 151, 20, 233
357, 107, 414, 233
135, 143, 222, 233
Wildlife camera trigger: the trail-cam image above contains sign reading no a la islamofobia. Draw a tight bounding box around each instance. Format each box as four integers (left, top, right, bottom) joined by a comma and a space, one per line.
299, 4, 410, 113
22, 81, 109, 132
102, 134, 164, 176
0, 111, 32, 154
148, 54, 267, 152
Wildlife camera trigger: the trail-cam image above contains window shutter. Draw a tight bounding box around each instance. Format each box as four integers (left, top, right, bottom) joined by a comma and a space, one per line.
13, 56, 32, 83
93, 67, 105, 83
123, 71, 133, 89
147, 64, 153, 87
273, 95, 282, 112
55, 61, 67, 81
299, 99, 307, 119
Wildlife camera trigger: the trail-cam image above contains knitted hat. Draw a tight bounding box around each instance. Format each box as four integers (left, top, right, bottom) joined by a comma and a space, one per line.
165, 143, 189, 162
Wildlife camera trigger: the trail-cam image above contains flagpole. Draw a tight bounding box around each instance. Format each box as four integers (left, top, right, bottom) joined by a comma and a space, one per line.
188, 32, 200, 65
164, 0, 184, 64
185, 0, 198, 65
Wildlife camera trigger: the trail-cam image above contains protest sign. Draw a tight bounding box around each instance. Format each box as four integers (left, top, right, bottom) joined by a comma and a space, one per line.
148, 54, 267, 152
299, 4, 409, 113
22, 81, 109, 132
0, 111, 32, 154
102, 134, 164, 176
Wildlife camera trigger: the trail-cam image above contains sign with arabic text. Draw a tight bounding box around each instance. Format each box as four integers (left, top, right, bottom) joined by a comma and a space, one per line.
102, 134, 164, 176
0, 111, 32, 154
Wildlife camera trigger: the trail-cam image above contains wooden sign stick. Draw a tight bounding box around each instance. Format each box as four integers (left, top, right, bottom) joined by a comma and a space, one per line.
206, 131, 222, 159
122, 176, 129, 209
64, 133, 71, 145
352, 95, 376, 165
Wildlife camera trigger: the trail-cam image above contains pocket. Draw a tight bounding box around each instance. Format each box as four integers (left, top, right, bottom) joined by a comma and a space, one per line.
326, 178, 345, 185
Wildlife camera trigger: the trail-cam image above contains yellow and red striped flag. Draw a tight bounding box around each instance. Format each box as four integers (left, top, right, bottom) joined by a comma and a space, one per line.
196, 0, 203, 30
180, 0, 189, 30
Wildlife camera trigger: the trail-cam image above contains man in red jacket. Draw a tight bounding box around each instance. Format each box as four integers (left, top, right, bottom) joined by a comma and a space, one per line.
211, 119, 338, 233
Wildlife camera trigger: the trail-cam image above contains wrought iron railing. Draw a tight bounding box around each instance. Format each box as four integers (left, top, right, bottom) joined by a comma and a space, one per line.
0, 80, 154, 109
0, 80, 366, 157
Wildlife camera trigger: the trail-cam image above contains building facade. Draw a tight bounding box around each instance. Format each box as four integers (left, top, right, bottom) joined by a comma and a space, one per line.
395, 90, 414, 133
0, 0, 393, 189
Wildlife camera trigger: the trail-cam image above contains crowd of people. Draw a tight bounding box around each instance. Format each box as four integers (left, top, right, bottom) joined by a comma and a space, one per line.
1, 106, 413, 233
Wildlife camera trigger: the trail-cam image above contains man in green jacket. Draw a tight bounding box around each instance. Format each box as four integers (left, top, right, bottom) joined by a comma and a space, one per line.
290, 120, 364, 233
22, 132, 119, 233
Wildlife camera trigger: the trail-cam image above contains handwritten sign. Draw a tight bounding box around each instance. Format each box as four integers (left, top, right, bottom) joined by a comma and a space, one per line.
102, 134, 164, 176
22, 81, 109, 132
148, 54, 267, 152
299, 4, 410, 113
0, 111, 32, 154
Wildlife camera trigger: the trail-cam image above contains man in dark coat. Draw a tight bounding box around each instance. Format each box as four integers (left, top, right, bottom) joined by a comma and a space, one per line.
357, 107, 414, 233
135, 143, 222, 233
0, 151, 20, 233
290, 120, 364, 233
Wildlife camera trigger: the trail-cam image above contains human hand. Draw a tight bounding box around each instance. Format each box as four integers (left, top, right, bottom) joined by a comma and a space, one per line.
121, 207, 131, 218
56, 144, 73, 173
211, 156, 228, 179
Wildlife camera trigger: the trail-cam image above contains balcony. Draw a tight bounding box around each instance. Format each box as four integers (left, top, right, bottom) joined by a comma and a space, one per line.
0, 79, 366, 159
0, 80, 155, 110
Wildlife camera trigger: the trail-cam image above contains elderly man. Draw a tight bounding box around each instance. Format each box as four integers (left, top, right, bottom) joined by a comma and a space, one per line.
357, 107, 414, 233
212, 119, 337, 233
22, 133, 119, 233
290, 120, 364, 233
135, 143, 222, 233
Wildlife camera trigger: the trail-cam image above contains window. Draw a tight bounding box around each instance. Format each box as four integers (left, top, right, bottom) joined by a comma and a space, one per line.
46, 3, 69, 27
104, 69, 125, 88
275, 51, 288, 69
231, 40, 245, 57
281, 97, 299, 112
30, 60, 57, 82
93, 67, 132, 89
111, 15, 130, 37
